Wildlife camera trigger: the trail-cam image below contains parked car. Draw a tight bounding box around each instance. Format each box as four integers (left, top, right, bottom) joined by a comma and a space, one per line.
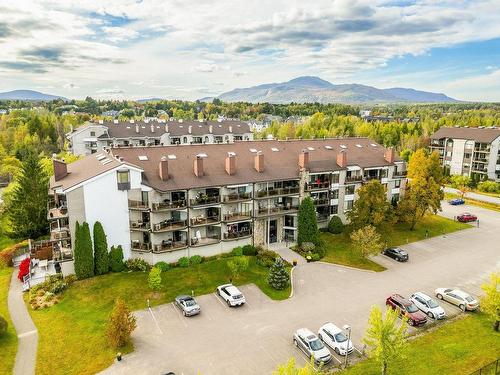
435, 288, 479, 311
318, 323, 354, 356
448, 198, 465, 205
383, 247, 409, 262
174, 295, 201, 316
216, 284, 246, 306
293, 328, 332, 364
410, 292, 446, 319
386, 294, 427, 326
456, 212, 477, 222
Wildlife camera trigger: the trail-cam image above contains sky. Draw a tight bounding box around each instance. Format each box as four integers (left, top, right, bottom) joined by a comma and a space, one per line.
0, 0, 499, 102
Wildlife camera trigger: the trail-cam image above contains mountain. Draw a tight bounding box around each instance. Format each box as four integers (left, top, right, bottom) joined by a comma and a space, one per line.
136, 97, 164, 103
215, 76, 458, 104
0, 90, 67, 101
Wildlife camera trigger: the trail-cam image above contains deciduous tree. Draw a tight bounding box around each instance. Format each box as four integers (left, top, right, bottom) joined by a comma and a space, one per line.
480, 272, 500, 331
148, 267, 162, 291
106, 298, 137, 349
350, 225, 383, 258
347, 180, 393, 229
227, 256, 249, 279
272, 357, 326, 375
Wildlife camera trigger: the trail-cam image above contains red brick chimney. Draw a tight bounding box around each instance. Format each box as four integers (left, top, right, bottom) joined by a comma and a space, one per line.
254, 151, 264, 173
299, 149, 309, 170
159, 156, 169, 181
336, 150, 347, 168
194, 156, 204, 177
225, 153, 236, 175
384, 147, 395, 163
53, 159, 68, 181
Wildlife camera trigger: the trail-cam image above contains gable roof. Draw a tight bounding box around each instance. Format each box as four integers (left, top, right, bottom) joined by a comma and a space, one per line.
430, 127, 500, 143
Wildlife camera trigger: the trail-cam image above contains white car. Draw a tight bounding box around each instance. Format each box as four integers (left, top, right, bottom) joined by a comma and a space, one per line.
410, 292, 446, 320
293, 328, 332, 364
216, 284, 246, 306
435, 288, 479, 311
318, 323, 354, 356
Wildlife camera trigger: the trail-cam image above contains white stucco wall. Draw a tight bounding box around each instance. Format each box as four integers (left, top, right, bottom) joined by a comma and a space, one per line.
68, 125, 108, 156
450, 139, 466, 175
487, 137, 500, 180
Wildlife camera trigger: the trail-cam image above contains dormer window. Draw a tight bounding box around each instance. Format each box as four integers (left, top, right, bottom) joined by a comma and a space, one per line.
117, 169, 130, 191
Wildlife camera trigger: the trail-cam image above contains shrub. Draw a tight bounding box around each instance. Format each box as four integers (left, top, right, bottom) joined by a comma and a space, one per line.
231, 247, 243, 256
17, 257, 30, 281
106, 298, 137, 349
189, 255, 202, 265
328, 215, 344, 234
0, 315, 7, 336
64, 274, 77, 285
154, 261, 170, 272
148, 267, 162, 291
227, 256, 249, 279
267, 257, 290, 290
109, 245, 125, 272
125, 258, 151, 272
74, 221, 94, 279
242, 244, 258, 256
93, 221, 109, 276
477, 180, 500, 193
301, 242, 315, 252
311, 253, 321, 261
49, 280, 67, 294
0, 240, 29, 267
256, 249, 279, 268
178, 257, 190, 267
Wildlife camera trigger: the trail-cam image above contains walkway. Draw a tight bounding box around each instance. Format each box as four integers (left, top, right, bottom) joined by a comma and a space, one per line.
8, 271, 38, 375
267, 242, 307, 265
444, 186, 500, 205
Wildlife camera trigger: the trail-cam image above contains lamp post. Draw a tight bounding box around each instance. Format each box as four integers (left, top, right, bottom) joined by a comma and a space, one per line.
342, 324, 351, 369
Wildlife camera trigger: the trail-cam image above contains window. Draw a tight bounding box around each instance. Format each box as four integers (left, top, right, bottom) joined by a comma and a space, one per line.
345, 200, 353, 210
395, 180, 401, 188
117, 170, 130, 190
345, 185, 355, 195
331, 174, 339, 183
331, 189, 339, 199
331, 205, 338, 214
90, 131, 95, 136
183, 137, 188, 144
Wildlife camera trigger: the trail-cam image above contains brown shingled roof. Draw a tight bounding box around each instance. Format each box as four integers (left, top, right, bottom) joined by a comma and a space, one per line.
430, 127, 500, 143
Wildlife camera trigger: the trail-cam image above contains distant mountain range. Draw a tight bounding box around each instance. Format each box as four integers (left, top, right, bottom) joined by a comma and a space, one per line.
0, 90, 67, 101
207, 76, 458, 104
136, 97, 164, 103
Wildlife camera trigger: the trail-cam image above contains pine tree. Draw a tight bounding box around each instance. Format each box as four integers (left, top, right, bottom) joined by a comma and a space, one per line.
106, 298, 137, 349
74, 221, 94, 279
267, 257, 290, 290
7, 151, 49, 239
297, 196, 319, 246
93, 221, 109, 275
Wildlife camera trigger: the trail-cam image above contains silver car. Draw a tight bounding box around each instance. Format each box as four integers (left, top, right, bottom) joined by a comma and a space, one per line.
435, 288, 479, 311
174, 295, 201, 316
293, 328, 332, 364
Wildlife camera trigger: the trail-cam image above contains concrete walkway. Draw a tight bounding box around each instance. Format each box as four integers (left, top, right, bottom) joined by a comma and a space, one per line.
268, 242, 307, 265
444, 186, 500, 205
8, 271, 38, 375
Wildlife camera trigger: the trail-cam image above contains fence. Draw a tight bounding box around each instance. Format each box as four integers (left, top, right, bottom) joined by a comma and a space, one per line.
470, 359, 500, 375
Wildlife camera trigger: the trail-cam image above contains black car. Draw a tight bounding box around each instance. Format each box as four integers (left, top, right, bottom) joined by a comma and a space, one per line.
383, 247, 409, 262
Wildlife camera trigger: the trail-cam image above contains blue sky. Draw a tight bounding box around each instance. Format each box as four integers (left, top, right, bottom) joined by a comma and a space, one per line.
0, 0, 499, 101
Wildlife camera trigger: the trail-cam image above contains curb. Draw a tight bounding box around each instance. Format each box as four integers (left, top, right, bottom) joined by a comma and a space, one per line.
316, 261, 378, 273
289, 266, 296, 298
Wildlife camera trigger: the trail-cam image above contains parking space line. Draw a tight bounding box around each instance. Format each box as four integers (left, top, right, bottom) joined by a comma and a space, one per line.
170, 303, 188, 328
213, 292, 228, 308
330, 353, 343, 365
259, 345, 279, 366
148, 307, 163, 334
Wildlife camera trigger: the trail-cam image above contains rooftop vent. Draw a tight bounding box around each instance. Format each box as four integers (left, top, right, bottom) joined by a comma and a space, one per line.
138, 155, 148, 161
96, 154, 107, 161
98, 119, 104, 124
340, 145, 347, 149
113, 119, 119, 124
249, 148, 258, 153
196, 153, 208, 158
167, 154, 177, 160
325, 145, 333, 150
307, 147, 315, 151
271, 147, 279, 152
356, 144, 362, 148
371, 143, 377, 147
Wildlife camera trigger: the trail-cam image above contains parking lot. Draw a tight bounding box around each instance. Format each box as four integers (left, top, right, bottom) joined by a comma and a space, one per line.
102, 203, 500, 375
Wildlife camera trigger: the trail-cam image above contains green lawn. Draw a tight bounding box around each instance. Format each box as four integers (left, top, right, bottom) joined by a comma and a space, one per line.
321, 214, 469, 272
445, 192, 500, 212
0, 215, 15, 251
29, 256, 289, 375
343, 313, 500, 375
0, 267, 17, 375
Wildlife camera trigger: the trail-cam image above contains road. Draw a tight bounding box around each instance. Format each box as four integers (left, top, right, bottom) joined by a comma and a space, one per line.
444, 186, 500, 205
101, 203, 500, 375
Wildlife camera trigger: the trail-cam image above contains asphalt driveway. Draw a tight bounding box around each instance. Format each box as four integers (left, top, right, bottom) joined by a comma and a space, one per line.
102, 203, 500, 375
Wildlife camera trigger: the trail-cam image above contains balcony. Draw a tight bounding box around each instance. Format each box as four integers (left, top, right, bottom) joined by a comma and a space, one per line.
190, 235, 220, 247
189, 195, 220, 206
393, 170, 408, 177
317, 213, 330, 222
190, 215, 220, 226
47, 205, 68, 220
306, 181, 330, 191
312, 198, 330, 206
151, 199, 187, 211
153, 240, 188, 253
256, 204, 299, 216
130, 221, 151, 231
128, 200, 149, 210
222, 192, 252, 202
131, 241, 151, 252
345, 175, 363, 183
223, 211, 252, 222
223, 229, 252, 240
51, 229, 70, 240
256, 186, 300, 198
152, 219, 187, 232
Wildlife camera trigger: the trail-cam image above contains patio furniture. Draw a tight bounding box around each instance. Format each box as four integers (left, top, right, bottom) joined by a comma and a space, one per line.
39, 259, 48, 270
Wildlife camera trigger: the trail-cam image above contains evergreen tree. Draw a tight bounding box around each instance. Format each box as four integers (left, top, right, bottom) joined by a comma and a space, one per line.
7, 151, 48, 239
74, 221, 94, 279
267, 257, 290, 290
347, 180, 393, 229
148, 267, 162, 291
109, 245, 125, 272
93, 221, 109, 275
297, 197, 319, 246
327, 215, 344, 234
106, 298, 137, 349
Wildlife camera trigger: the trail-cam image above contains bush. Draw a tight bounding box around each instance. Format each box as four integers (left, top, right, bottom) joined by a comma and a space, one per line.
242, 244, 258, 256
328, 215, 344, 234
301, 242, 315, 252
450, 175, 472, 189
154, 261, 170, 272
17, 257, 30, 281
310, 253, 321, 261
125, 258, 151, 272
93, 221, 109, 276
231, 247, 243, 256
477, 180, 500, 193
64, 274, 77, 285
148, 267, 162, 291
74, 221, 94, 279
0, 240, 29, 267
256, 249, 279, 268
189, 255, 202, 265
0, 314, 7, 336
227, 256, 249, 279
178, 257, 190, 267
267, 257, 290, 290
109, 245, 125, 272
106, 298, 137, 349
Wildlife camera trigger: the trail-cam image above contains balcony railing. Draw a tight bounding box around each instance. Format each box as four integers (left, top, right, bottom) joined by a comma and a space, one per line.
130, 221, 151, 230
256, 186, 300, 198
190, 235, 220, 247
256, 204, 299, 216
222, 192, 252, 202
151, 199, 187, 211
317, 213, 330, 222
131, 242, 151, 252
306, 181, 330, 190
394, 170, 408, 177
152, 219, 187, 232
312, 198, 330, 206
128, 200, 149, 210
189, 195, 220, 206
223, 211, 252, 221
223, 229, 252, 240
51, 229, 70, 240
190, 215, 220, 226
153, 240, 188, 253
47, 203, 68, 220
345, 175, 363, 183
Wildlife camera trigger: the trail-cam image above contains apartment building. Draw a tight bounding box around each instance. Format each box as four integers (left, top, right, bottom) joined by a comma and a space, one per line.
47, 138, 406, 265
66, 119, 253, 155
429, 126, 500, 181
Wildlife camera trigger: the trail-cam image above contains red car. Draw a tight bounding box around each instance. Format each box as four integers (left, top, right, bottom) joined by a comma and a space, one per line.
457, 213, 477, 222
386, 294, 427, 326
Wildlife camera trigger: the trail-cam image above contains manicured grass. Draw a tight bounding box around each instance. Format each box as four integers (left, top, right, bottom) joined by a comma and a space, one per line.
343, 313, 500, 375
321, 214, 469, 272
0, 215, 15, 251
445, 192, 500, 212
29, 256, 289, 375
0, 267, 17, 375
